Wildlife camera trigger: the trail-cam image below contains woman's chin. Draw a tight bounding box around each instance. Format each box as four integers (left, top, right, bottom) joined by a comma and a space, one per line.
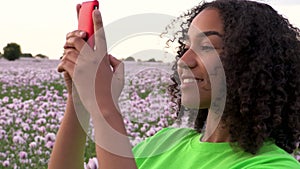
181, 95, 210, 109
181, 96, 200, 109
182, 102, 199, 109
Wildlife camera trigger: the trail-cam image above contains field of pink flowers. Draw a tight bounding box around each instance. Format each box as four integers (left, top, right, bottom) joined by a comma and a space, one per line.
0, 58, 298, 168
0, 58, 176, 168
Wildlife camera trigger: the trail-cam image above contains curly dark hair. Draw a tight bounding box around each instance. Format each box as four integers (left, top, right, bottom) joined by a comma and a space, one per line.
167, 0, 300, 154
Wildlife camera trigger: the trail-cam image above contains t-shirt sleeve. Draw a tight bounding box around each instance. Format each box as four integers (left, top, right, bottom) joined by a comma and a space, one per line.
245, 155, 300, 169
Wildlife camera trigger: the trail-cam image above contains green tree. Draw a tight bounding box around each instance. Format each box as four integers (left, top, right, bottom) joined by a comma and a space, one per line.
35, 54, 49, 59
3, 43, 22, 61
147, 58, 156, 62
21, 53, 33, 58
125, 56, 135, 61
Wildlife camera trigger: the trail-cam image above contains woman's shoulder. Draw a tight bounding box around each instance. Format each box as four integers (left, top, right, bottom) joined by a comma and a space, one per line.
152, 127, 197, 137
137, 127, 198, 144
258, 142, 300, 168
231, 142, 300, 169
133, 127, 198, 158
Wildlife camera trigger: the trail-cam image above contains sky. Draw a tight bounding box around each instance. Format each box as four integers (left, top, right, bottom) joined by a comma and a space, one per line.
0, 0, 300, 62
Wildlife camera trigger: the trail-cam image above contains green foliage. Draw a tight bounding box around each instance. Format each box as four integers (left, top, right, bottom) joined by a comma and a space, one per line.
137, 90, 151, 99
35, 54, 49, 59
3, 43, 22, 61
147, 58, 156, 62
21, 53, 33, 58
125, 56, 135, 61
84, 139, 97, 162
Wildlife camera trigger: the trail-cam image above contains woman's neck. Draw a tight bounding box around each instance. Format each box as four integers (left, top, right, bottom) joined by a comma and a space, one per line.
200, 110, 230, 142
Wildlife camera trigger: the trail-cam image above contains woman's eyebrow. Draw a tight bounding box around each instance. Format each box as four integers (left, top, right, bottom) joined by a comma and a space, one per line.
196, 31, 223, 38
185, 31, 223, 42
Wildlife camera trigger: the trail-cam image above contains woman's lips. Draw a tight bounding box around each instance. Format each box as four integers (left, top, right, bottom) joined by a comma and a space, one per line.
182, 78, 203, 84
181, 77, 204, 88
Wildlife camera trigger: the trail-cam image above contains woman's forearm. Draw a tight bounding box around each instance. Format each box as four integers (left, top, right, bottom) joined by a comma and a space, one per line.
48, 95, 89, 169
91, 104, 137, 169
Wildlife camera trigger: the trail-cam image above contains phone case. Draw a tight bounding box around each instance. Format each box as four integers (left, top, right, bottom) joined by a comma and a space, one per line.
78, 0, 99, 47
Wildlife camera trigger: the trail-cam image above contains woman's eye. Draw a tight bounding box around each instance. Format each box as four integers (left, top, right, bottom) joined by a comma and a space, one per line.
199, 46, 215, 52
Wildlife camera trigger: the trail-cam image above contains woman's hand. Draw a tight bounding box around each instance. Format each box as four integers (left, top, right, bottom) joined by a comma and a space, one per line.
58, 9, 124, 116
59, 30, 86, 95
55, 6, 137, 169
58, 4, 82, 95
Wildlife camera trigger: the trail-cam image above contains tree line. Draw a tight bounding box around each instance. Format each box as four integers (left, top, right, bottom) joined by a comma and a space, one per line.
0, 42, 160, 62
123, 56, 161, 62
0, 43, 48, 61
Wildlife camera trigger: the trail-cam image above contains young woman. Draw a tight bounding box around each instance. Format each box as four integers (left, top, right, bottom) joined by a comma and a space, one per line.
49, 0, 300, 168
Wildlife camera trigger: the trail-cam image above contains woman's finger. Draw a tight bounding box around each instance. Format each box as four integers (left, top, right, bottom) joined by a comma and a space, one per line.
62, 49, 79, 63
110, 54, 125, 103
58, 48, 79, 72
64, 36, 87, 52
76, 4, 81, 20
66, 30, 87, 41
109, 55, 125, 85
64, 30, 87, 50
93, 9, 108, 61
109, 55, 123, 73
57, 58, 75, 75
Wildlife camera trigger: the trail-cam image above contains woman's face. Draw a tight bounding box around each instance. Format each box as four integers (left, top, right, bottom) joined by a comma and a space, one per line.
178, 8, 224, 109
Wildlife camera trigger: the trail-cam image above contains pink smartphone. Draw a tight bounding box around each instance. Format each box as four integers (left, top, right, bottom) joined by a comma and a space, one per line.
78, 0, 99, 47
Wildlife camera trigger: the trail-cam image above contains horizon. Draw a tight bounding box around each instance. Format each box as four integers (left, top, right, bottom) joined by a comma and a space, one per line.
0, 0, 299, 63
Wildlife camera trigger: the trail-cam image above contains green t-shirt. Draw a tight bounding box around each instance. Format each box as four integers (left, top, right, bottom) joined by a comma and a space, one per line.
133, 127, 300, 169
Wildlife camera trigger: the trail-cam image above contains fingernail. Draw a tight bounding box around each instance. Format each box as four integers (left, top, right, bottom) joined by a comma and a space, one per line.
80, 31, 86, 37
94, 9, 101, 17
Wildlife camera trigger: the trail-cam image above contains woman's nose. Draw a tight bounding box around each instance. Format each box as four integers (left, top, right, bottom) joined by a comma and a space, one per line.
178, 48, 197, 69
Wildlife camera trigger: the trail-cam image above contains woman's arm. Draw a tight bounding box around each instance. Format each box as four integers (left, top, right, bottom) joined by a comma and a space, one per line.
48, 91, 89, 169
52, 7, 137, 169
49, 5, 89, 168
91, 55, 137, 169
92, 104, 137, 169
